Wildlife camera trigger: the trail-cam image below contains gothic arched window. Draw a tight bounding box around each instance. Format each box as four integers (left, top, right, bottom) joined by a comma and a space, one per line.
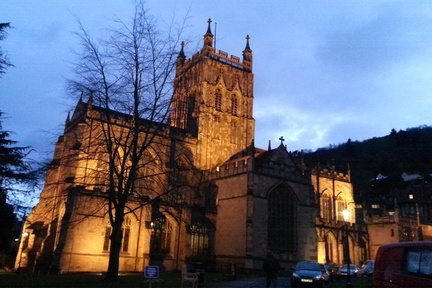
214, 89, 222, 111
103, 217, 131, 252
150, 215, 172, 254
190, 222, 210, 257
186, 95, 197, 131
336, 196, 345, 221
230, 95, 238, 116
268, 185, 297, 251
322, 192, 332, 220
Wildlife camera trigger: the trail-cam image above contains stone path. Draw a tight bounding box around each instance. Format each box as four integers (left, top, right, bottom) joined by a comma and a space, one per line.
205, 277, 291, 288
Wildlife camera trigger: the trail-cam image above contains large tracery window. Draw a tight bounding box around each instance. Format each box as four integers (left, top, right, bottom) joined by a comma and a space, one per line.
190, 222, 210, 257
150, 215, 172, 254
268, 185, 297, 251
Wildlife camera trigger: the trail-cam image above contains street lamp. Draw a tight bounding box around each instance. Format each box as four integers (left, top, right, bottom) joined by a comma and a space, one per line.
342, 209, 352, 288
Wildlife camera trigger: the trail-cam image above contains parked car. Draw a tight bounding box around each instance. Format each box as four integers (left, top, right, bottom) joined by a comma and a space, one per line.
359, 260, 375, 277
324, 262, 339, 281
291, 261, 330, 288
338, 264, 360, 278
373, 241, 432, 287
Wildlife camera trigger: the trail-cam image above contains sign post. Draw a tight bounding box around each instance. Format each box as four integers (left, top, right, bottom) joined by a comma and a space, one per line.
144, 266, 159, 288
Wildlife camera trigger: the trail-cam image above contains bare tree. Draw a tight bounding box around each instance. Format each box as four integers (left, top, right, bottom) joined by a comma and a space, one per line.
67, 2, 190, 281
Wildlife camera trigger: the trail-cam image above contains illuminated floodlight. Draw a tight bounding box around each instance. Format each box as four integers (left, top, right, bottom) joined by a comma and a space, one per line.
342, 209, 350, 222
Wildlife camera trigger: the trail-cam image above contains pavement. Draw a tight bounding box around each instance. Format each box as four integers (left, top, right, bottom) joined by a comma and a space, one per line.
206, 277, 291, 288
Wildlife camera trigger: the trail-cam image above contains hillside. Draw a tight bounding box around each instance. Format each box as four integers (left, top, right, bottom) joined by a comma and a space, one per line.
298, 125, 432, 200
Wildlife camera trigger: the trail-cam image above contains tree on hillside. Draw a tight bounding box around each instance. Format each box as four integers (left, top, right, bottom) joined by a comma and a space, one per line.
0, 111, 36, 254
67, 1, 191, 281
0, 23, 37, 258
0, 22, 13, 78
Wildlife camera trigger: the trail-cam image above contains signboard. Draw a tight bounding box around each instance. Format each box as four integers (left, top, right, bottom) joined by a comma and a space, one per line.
144, 266, 159, 279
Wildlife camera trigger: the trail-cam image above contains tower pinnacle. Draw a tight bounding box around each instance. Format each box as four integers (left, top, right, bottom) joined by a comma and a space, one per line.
242, 35, 253, 71
177, 41, 186, 67
206, 18, 213, 35
202, 18, 214, 54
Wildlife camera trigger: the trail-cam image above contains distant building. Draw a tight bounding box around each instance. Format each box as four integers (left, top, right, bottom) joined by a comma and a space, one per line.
364, 173, 432, 258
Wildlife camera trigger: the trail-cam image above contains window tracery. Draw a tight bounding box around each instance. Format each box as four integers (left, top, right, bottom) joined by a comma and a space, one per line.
190, 222, 210, 257
102, 217, 131, 252
268, 185, 297, 251
322, 192, 332, 220
150, 215, 172, 254
215, 89, 222, 111
230, 95, 238, 116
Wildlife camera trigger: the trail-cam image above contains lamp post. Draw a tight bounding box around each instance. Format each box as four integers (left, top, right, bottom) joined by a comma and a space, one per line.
342, 209, 352, 288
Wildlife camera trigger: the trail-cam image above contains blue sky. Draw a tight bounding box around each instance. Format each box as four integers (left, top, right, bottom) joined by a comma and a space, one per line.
2, 0, 432, 161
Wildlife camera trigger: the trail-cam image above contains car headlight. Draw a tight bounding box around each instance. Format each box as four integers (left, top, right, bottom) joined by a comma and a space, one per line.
292, 272, 299, 278
314, 274, 323, 280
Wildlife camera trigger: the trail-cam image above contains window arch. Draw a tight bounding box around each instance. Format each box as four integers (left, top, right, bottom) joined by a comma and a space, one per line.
214, 89, 222, 111
186, 95, 197, 131
150, 215, 172, 254
103, 216, 131, 252
170, 156, 191, 186
230, 95, 238, 116
268, 185, 297, 251
322, 192, 332, 220
190, 222, 210, 257
134, 150, 161, 196
336, 196, 346, 221
325, 232, 338, 263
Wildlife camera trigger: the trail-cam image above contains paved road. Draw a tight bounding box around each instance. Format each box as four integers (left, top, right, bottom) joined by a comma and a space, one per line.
206, 277, 291, 288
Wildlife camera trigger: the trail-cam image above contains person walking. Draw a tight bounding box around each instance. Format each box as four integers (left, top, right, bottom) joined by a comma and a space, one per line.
263, 252, 281, 288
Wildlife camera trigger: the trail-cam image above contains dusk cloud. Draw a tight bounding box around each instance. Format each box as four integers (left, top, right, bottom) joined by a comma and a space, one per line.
2, 0, 432, 157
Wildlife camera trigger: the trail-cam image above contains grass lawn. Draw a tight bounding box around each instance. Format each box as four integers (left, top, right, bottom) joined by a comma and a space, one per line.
0, 271, 184, 288
0, 270, 241, 288
0, 270, 373, 288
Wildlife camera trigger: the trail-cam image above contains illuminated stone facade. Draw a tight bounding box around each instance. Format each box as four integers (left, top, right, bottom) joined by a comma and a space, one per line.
15, 20, 361, 274
312, 168, 369, 266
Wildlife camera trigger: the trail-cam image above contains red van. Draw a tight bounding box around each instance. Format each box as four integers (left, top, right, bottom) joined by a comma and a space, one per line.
373, 241, 432, 287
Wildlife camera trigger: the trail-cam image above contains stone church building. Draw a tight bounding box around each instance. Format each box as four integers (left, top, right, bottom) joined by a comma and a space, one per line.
15, 20, 368, 274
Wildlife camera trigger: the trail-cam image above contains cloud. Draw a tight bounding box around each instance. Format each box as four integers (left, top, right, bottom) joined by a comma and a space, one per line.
317, 3, 432, 74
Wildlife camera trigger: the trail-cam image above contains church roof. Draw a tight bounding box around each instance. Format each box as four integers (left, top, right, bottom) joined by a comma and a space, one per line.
254, 143, 295, 167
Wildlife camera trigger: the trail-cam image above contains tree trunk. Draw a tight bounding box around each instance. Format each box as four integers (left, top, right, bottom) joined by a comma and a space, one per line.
104, 218, 124, 281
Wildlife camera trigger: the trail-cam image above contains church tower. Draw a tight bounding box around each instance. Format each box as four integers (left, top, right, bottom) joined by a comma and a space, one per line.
170, 19, 255, 169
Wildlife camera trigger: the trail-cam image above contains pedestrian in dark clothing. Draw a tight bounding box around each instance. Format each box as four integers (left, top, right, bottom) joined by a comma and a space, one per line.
263, 252, 281, 288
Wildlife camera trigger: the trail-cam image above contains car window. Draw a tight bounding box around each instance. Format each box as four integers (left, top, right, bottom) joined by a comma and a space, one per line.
404, 248, 432, 278
296, 262, 322, 271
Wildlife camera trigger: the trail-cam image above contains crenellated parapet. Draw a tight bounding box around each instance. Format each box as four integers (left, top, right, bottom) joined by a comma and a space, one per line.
209, 49, 249, 71
177, 19, 252, 74
312, 167, 350, 182
209, 156, 253, 179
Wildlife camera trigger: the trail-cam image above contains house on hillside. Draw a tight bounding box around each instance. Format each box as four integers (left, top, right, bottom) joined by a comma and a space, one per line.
365, 173, 432, 258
